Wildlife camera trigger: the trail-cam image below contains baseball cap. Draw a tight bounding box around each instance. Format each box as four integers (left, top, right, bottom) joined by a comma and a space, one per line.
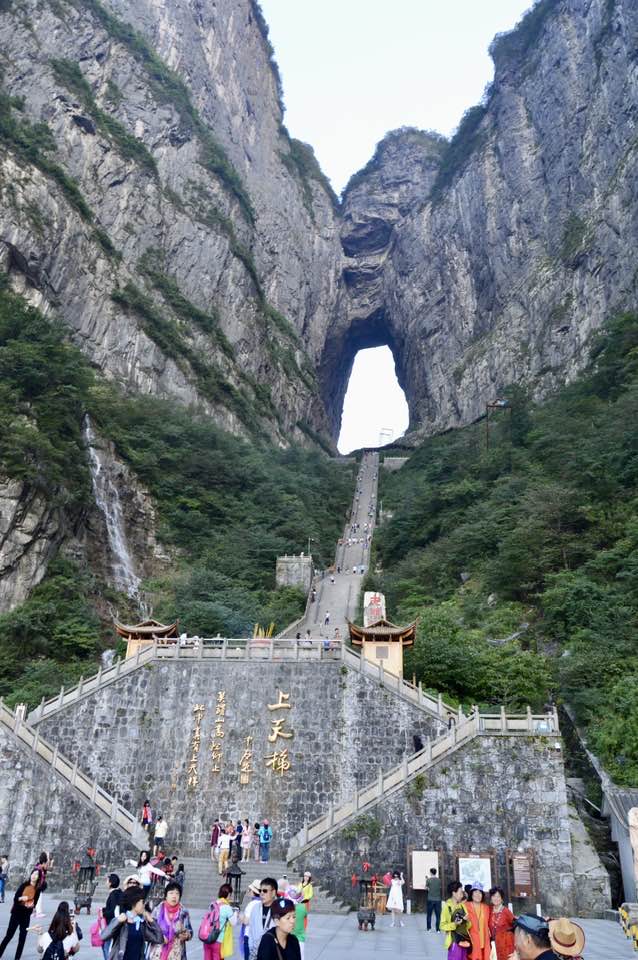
513, 914, 550, 936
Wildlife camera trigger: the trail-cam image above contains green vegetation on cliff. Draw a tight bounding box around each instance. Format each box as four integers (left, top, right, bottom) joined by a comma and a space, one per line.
72, 0, 254, 223
0, 281, 352, 706
0, 87, 118, 256
50, 58, 157, 174
376, 312, 638, 783
489, 0, 561, 70
0, 274, 92, 504
90, 390, 353, 630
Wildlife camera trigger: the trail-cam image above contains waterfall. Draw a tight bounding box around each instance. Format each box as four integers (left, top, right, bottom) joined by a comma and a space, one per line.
101, 649, 115, 668
83, 416, 141, 599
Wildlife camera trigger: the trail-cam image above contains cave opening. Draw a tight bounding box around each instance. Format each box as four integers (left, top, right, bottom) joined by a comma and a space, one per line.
337, 345, 409, 454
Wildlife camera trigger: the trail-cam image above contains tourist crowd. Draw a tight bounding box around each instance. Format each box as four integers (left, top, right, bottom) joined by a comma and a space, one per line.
0, 852, 590, 960
208, 821, 273, 874
433, 876, 585, 960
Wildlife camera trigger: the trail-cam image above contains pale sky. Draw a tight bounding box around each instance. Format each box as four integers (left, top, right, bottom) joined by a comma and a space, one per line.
259, 0, 533, 452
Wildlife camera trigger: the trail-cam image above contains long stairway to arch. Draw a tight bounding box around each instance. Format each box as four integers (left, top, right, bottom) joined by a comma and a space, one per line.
282, 451, 380, 641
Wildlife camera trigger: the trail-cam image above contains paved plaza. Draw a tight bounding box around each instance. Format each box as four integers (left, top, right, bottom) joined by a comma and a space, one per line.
0, 898, 633, 960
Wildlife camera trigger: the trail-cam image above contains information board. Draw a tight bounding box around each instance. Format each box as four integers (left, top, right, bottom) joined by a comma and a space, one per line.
508, 850, 536, 899
411, 850, 439, 890
457, 856, 492, 891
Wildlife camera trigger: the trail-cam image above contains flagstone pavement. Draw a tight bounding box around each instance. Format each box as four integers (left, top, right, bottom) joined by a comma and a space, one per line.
2, 899, 634, 960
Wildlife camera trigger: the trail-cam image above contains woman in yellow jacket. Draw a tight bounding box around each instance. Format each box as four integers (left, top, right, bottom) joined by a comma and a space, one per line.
440, 881, 472, 960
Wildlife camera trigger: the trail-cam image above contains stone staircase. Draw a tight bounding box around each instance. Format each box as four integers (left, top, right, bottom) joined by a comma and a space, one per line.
178, 856, 349, 913
0, 699, 146, 849
287, 706, 561, 862
27, 638, 458, 727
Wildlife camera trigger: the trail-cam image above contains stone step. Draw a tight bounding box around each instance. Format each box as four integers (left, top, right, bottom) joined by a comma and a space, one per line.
177, 858, 349, 913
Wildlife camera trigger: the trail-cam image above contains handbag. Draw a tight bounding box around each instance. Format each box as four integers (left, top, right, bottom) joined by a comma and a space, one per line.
89, 913, 104, 949
148, 944, 163, 960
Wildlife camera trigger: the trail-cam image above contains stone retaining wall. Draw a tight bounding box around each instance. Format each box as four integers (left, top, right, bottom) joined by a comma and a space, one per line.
0, 726, 135, 880
292, 734, 585, 916
36, 660, 440, 854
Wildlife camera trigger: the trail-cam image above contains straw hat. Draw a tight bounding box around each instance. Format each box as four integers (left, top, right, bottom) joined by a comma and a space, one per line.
548, 918, 585, 957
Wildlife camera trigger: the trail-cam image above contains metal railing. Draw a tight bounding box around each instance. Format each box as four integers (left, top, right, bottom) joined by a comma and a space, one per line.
287, 706, 560, 860
0, 701, 142, 843
28, 639, 458, 724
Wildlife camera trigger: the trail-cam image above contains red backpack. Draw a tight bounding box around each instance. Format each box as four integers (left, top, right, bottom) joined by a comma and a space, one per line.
198, 901, 222, 944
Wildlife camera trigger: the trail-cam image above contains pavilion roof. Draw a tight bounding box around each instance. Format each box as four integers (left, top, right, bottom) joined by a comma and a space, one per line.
114, 618, 179, 639
348, 617, 416, 646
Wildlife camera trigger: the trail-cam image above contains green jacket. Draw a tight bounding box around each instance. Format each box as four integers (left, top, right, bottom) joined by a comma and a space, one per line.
440, 898, 471, 950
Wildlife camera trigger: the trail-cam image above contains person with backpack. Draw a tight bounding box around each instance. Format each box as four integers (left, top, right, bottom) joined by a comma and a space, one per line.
258, 822, 272, 864
200, 883, 237, 960
0, 868, 41, 960
100, 886, 163, 960
152, 881, 192, 960
37, 902, 79, 960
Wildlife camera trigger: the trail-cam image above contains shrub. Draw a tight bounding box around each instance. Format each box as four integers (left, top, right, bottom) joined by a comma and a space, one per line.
490, 0, 561, 71
429, 103, 490, 202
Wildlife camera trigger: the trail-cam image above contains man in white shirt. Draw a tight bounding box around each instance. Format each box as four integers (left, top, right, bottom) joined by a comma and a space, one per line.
248, 878, 276, 960
218, 826, 234, 875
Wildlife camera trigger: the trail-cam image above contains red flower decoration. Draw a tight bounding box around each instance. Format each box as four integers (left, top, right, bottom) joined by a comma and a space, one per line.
362, 861, 371, 873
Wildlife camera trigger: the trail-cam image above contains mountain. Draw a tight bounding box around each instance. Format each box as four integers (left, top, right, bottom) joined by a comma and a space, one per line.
1, 0, 638, 638
333, 0, 638, 439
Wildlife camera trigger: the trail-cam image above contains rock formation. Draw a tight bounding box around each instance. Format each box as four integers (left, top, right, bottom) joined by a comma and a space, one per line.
328, 0, 638, 439
1, 0, 638, 602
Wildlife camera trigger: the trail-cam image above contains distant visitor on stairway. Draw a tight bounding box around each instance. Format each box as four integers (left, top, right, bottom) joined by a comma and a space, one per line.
153, 815, 168, 855
259, 821, 273, 863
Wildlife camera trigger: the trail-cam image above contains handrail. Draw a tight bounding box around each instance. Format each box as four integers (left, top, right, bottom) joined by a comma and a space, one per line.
0, 700, 142, 842
28, 638, 459, 724
287, 708, 560, 860
28, 639, 344, 722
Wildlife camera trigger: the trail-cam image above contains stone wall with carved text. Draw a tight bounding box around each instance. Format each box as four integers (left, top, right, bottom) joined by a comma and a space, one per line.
36, 660, 441, 854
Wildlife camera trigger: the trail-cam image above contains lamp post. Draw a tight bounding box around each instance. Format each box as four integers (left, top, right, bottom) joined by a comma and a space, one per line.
307, 536, 315, 557
225, 856, 245, 909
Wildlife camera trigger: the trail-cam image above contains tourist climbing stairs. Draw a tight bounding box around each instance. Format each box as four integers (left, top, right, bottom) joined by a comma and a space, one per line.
178, 857, 350, 913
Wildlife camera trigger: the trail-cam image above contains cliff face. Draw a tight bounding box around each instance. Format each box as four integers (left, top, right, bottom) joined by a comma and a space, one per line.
328, 0, 638, 439
0, 0, 339, 444
2, 0, 638, 607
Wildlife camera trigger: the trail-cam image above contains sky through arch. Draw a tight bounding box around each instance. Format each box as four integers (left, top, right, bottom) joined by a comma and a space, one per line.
338, 347, 409, 454
260, 0, 533, 447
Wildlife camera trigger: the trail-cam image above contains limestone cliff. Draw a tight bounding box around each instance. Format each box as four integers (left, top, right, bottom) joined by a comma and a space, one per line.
327, 0, 638, 439
0, 0, 339, 446
2, 0, 638, 606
